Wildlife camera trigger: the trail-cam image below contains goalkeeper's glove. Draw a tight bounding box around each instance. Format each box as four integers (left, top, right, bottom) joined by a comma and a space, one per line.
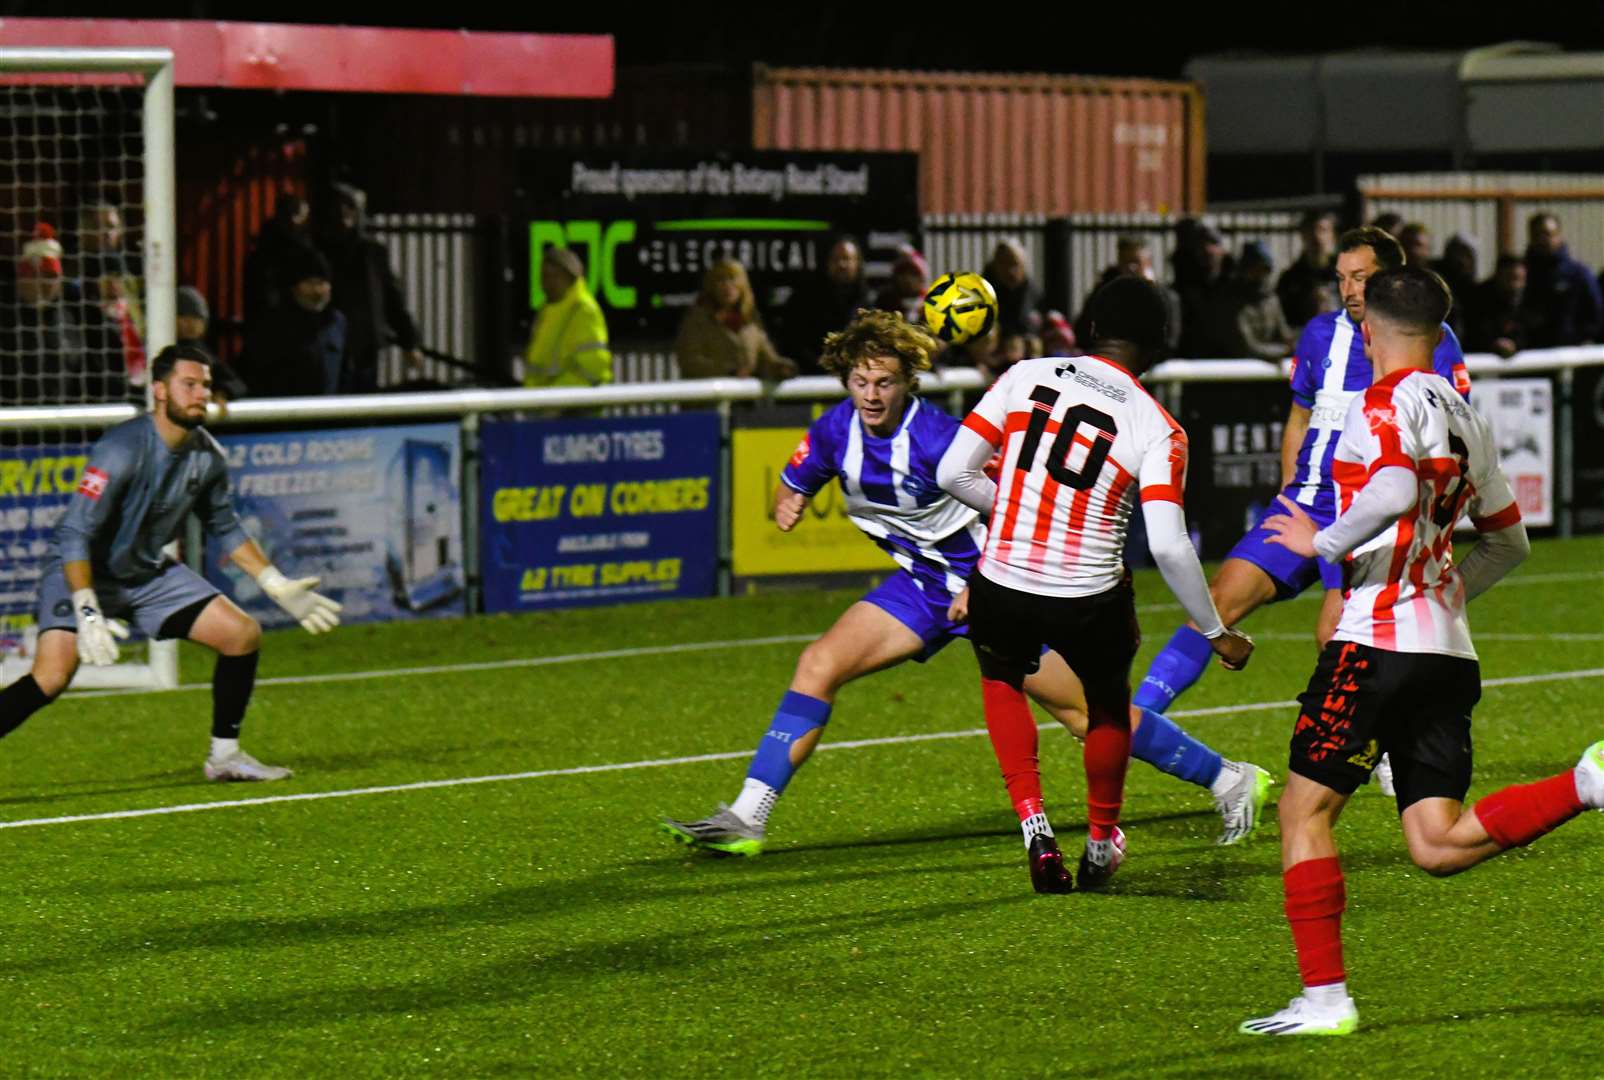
256, 566, 342, 634
72, 587, 130, 666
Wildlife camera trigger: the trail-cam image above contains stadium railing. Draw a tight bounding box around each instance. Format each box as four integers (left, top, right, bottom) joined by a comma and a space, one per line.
1, 348, 1597, 619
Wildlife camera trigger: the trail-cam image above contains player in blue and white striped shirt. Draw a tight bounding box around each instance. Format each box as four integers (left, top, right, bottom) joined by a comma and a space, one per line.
1133, 226, 1469, 726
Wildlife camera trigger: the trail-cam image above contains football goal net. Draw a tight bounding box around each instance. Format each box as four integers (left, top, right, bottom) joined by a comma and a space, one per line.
0, 46, 177, 691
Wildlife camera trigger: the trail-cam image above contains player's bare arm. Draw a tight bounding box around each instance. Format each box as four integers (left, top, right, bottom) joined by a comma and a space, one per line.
1280, 402, 1312, 489
946, 584, 969, 623
772, 483, 807, 532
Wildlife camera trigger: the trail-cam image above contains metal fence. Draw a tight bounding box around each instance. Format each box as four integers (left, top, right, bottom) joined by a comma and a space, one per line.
369, 212, 481, 389
1360, 173, 1604, 276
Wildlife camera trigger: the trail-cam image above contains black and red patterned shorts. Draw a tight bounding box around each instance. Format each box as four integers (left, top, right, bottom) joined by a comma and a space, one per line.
1289, 639, 1480, 808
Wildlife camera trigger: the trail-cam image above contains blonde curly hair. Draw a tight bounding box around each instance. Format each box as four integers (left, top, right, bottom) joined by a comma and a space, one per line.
819, 309, 940, 388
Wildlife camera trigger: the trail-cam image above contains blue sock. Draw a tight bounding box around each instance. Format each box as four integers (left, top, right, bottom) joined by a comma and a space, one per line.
1132, 626, 1214, 712
746, 691, 832, 793
1129, 707, 1224, 789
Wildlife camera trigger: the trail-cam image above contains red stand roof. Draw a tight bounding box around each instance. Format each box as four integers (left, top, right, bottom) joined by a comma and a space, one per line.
0, 18, 614, 98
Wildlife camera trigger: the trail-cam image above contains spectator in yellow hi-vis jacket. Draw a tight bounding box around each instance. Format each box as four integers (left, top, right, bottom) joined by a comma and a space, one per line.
524, 247, 613, 388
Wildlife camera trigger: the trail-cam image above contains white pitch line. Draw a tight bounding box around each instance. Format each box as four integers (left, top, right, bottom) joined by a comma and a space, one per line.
4, 666, 1601, 832
67, 567, 1604, 701
71, 634, 823, 700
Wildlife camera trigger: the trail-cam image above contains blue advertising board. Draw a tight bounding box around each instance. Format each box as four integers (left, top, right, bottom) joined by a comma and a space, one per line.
0, 441, 90, 652
205, 424, 465, 627
480, 414, 719, 611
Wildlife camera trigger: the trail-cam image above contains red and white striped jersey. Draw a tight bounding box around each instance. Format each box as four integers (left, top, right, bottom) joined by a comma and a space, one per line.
1330, 368, 1520, 659
960, 355, 1187, 597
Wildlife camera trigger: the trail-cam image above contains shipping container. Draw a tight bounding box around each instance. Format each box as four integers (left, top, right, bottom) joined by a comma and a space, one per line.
752, 66, 1204, 216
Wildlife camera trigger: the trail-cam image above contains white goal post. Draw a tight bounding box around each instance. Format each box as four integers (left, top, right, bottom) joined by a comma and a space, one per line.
0, 47, 176, 690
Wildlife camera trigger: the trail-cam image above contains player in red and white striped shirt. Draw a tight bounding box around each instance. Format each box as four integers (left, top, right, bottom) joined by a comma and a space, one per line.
940, 277, 1253, 889
1241, 265, 1604, 1037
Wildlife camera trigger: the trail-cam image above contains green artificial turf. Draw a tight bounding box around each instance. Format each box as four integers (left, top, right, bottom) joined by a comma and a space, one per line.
0, 537, 1598, 1077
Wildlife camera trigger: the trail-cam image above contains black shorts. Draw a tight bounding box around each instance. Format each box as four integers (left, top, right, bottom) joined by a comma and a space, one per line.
1289, 639, 1481, 809
966, 571, 1141, 710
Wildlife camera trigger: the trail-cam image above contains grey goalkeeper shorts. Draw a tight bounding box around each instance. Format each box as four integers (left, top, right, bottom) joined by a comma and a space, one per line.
37, 560, 221, 640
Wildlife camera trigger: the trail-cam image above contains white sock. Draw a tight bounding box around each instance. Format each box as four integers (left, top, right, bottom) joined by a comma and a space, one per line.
1209, 760, 1242, 799
210, 737, 239, 760
1304, 981, 1350, 1007
730, 779, 779, 828
1020, 812, 1054, 848
1084, 836, 1114, 866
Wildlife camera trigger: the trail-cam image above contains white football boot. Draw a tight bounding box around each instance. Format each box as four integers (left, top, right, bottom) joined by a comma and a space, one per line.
1240, 991, 1359, 1036
1212, 761, 1275, 845
1575, 740, 1604, 810
1372, 753, 1396, 797
204, 749, 293, 782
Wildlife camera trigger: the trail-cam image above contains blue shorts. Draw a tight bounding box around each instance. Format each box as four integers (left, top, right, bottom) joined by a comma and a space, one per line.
862, 570, 968, 663
1227, 494, 1344, 597
37, 560, 221, 640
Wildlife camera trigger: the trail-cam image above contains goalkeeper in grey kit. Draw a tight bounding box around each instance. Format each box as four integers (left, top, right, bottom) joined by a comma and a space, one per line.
0, 344, 341, 780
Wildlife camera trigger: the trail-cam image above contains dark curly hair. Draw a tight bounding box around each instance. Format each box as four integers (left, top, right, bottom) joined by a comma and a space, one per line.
818, 309, 940, 388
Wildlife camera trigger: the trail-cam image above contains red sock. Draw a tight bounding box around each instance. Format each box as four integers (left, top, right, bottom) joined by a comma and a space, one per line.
1284, 856, 1346, 988
981, 677, 1041, 821
1473, 771, 1584, 849
1082, 703, 1130, 842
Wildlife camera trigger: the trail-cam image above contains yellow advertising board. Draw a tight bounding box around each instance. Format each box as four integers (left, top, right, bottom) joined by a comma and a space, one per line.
730, 427, 895, 576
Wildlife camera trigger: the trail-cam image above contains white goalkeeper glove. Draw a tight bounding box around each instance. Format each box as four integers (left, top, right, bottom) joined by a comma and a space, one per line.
256, 566, 342, 635
72, 587, 130, 666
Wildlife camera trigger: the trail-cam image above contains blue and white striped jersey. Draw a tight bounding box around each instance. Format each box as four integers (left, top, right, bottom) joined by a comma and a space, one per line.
781, 397, 985, 599
1287, 310, 1469, 516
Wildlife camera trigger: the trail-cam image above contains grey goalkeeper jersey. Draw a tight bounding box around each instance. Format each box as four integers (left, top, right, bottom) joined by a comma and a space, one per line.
52, 415, 250, 585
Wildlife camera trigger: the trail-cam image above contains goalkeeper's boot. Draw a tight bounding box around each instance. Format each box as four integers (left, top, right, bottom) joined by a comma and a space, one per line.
1214, 761, 1274, 846
660, 806, 765, 857
1575, 739, 1604, 809
1239, 991, 1359, 1036
204, 749, 293, 782
1027, 833, 1074, 894
1075, 826, 1126, 891
1372, 753, 1396, 797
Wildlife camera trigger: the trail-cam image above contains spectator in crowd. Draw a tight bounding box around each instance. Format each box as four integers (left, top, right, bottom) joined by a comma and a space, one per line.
1223, 240, 1294, 361
1276, 209, 1338, 330
986, 332, 1042, 379
74, 201, 147, 390
1173, 218, 1234, 358
676, 259, 797, 380
1078, 235, 1181, 352
1, 223, 120, 405
523, 246, 612, 389
320, 183, 424, 393
243, 194, 312, 328
1041, 310, 1077, 356
935, 328, 999, 375
779, 235, 873, 373
1431, 232, 1479, 338
984, 239, 1046, 338
1370, 211, 1403, 237
873, 246, 930, 324
1465, 254, 1532, 358
1520, 211, 1603, 347
176, 286, 248, 402
240, 246, 346, 398
1397, 222, 1433, 265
